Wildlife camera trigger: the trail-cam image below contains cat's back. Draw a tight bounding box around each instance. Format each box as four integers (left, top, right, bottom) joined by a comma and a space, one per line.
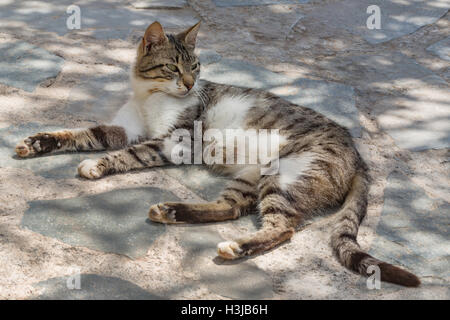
200, 80, 349, 139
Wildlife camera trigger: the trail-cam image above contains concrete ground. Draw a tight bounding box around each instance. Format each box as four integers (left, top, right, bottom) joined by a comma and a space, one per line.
0, 0, 448, 299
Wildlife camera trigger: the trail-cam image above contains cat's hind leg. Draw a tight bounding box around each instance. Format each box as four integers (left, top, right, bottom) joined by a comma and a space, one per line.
149, 167, 259, 224
216, 152, 347, 259
217, 206, 296, 260
216, 171, 315, 259
148, 201, 241, 224
15, 125, 128, 157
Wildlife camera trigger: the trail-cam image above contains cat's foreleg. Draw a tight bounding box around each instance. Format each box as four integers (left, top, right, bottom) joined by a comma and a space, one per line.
15, 125, 128, 158
148, 167, 259, 224
77, 139, 170, 179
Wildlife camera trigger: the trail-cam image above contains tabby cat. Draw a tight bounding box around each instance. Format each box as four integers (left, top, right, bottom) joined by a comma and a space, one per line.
15, 21, 420, 287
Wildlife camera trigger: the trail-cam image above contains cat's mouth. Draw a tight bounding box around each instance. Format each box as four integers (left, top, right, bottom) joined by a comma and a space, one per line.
149, 86, 193, 98
171, 90, 193, 98
179, 91, 191, 97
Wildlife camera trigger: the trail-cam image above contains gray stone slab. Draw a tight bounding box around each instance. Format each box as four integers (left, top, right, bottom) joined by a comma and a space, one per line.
67, 68, 130, 122
377, 86, 449, 151
179, 224, 273, 299
427, 37, 450, 62
73, 7, 198, 40
0, 123, 104, 179
200, 258, 274, 299
304, 0, 450, 44
22, 187, 179, 258
369, 172, 450, 280
213, 0, 309, 6
34, 274, 161, 299
198, 49, 222, 65
131, 0, 188, 9
202, 58, 361, 137
324, 52, 446, 90
202, 58, 292, 89
0, 1, 199, 40
162, 165, 229, 201
0, 41, 64, 92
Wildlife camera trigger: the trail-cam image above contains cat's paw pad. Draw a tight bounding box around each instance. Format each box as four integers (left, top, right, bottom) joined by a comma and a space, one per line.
15, 138, 37, 158
148, 203, 178, 224
77, 159, 103, 179
15, 133, 59, 158
217, 241, 243, 260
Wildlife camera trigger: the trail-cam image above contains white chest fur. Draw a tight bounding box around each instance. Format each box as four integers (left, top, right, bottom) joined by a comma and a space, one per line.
110, 98, 146, 143
111, 92, 199, 142
140, 92, 199, 138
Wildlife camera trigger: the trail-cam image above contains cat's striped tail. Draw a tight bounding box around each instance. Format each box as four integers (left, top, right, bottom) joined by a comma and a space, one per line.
330, 170, 420, 287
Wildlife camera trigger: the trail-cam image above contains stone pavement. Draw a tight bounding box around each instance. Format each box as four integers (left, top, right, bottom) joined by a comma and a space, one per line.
0, 41, 64, 92
0, 0, 448, 299
34, 274, 163, 299
22, 187, 177, 259
369, 172, 449, 282
302, 0, 449, 44
427, 36, 450, 62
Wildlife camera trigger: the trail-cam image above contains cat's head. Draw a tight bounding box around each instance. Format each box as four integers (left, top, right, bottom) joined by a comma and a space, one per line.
133, 21, 201, 98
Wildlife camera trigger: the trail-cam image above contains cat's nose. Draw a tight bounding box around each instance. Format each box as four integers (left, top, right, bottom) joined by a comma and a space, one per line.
182, 75, 194, 91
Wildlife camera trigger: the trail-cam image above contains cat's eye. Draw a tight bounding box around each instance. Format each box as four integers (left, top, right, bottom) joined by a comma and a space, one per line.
192, 62, 199, 70
166, 64, 179, 72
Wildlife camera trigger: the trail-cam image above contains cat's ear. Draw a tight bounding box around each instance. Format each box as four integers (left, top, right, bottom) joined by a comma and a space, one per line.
143, 21, 167, 51
178, 21, 201, 48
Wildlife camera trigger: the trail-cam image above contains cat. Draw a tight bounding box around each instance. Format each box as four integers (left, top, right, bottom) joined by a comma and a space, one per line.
15, 21, 420, 287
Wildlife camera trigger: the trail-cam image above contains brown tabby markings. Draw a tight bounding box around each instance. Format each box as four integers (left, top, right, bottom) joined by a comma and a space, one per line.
15, 21, 420, 287
15, 125, 127, 157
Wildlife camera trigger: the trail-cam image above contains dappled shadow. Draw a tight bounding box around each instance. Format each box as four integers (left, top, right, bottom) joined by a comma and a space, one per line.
33, 273, 163, 299
162, 164, 230, 201
0, 0, 199, 40
21, 187, 179, 258
0, 122, 110, 179
0, 0, 446, 152
374, 87, 450, 151
317, 52, 449, 150
369, 171, 449, 278
0, 41, 64, 92
212, 0, 310, 8
299, 0, 450, 44
0, 0, 448, 299
175, 223, 274, 299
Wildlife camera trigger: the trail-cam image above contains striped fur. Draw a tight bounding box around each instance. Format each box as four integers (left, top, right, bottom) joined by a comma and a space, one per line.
15, 125, 127, 157
15, 21, 419, 287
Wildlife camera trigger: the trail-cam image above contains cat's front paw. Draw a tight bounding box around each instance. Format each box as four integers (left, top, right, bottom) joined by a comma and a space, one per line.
15, 133, 60, 158
15, 138, 37, 158
217, 241, 243, 260
148, 203, 180, 224
77, 159, 105, 180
